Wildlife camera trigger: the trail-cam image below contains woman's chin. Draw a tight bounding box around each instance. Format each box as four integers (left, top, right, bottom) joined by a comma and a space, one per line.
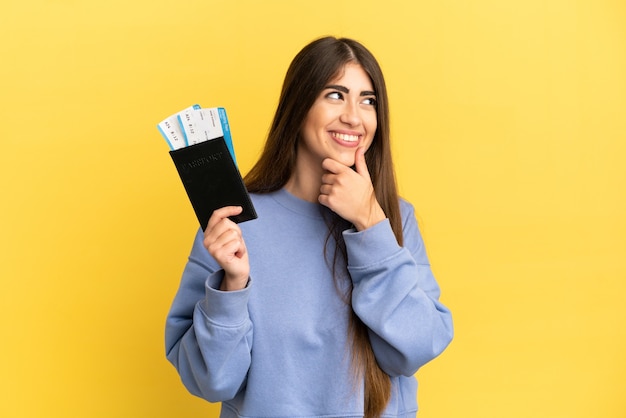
331, 151, 357, 168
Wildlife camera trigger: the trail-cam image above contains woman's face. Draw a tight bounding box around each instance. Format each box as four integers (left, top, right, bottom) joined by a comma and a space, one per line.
298, 63, 378, 170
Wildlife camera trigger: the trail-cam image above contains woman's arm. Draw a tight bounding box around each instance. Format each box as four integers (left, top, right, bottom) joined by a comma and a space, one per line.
165, 229, 253, 402
345, 201, 453, 377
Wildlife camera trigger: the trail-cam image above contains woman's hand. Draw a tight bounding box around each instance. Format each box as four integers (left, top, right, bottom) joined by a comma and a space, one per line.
319, 147, 386, 231
203, 206, 250, 291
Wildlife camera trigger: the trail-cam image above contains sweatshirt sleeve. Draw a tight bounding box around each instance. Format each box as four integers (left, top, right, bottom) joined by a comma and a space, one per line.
344, 201, 453, 377
165, 229, 253, 402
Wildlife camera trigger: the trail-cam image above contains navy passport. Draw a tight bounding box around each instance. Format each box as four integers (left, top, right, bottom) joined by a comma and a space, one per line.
169, 137, 257, 229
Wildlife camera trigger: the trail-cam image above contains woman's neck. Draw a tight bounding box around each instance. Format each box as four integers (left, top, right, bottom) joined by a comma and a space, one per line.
284, 164, 323, 203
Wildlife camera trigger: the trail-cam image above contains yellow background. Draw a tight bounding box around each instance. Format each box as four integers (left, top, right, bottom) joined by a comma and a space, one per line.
1, 0, 625, 417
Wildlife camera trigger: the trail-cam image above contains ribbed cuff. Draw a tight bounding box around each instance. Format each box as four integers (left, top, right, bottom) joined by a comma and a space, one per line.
343, 219, 401, 268
199, 272, 251, 327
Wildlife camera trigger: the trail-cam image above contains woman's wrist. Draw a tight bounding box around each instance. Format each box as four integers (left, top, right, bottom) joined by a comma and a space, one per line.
353, 203, 386, 231
220, 273, 249, 291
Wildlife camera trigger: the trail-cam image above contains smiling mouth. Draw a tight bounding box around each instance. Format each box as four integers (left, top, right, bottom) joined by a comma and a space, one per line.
331, 132, 360, 142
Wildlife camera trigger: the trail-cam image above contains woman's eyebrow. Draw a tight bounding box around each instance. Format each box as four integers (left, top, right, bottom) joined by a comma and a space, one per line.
325, 84, 349, 93
324, 84, 376, 96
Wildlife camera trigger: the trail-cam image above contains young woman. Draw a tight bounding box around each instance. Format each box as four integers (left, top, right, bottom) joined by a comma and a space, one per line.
165, 36, 453, 418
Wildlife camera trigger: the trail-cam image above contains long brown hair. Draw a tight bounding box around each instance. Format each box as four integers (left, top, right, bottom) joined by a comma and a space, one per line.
244, 36, 402, 417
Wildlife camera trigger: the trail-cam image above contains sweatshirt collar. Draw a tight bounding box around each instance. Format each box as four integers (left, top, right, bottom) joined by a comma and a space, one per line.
272, 188, 325, 220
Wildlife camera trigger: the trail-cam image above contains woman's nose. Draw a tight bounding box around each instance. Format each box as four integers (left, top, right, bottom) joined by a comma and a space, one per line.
339, 102, 361, 126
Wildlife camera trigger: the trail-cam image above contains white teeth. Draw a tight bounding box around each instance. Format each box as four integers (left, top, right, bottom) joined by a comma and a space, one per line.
332, 132, 359, 142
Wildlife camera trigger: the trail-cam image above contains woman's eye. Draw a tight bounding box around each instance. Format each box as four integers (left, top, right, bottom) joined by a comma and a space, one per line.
362, 97, 377, 106
326, 91, 343, 100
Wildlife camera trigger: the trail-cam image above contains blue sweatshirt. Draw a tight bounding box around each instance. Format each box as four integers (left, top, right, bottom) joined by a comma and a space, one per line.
165, 188, 453, 417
